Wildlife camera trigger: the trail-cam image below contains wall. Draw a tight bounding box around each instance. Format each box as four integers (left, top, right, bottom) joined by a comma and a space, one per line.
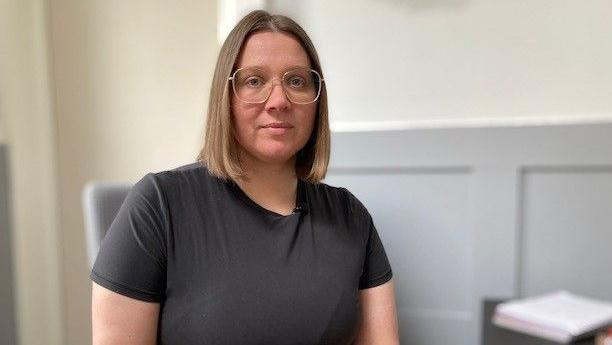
270, 0, 612, 129
0, 145, 16, 345
0, 85, 10, 339
326, 124, 612, 345
0, 116, 5, 143
0, 0, 63, 344
48, 1, 218, 343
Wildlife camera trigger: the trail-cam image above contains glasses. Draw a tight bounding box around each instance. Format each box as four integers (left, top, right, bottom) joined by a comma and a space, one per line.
228, 67, 324, 104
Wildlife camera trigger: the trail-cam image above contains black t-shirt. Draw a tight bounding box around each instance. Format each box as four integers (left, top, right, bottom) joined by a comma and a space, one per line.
91, 162, 393, 345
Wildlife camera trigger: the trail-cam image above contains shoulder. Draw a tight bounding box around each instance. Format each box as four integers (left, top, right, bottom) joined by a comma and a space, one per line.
149, 161, 210, 184
306, 181, 372, 220
136, 162, 219, 192
129, 162, 221, 209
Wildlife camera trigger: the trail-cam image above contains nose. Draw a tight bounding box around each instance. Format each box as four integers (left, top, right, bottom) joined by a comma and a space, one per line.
265, 80, 290, 112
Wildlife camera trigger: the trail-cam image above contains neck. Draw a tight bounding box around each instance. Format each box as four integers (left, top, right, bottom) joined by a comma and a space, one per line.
233, 152, 299, 216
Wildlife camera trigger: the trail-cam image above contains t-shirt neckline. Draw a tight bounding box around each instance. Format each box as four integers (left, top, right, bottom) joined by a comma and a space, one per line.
226, 178, 307, 219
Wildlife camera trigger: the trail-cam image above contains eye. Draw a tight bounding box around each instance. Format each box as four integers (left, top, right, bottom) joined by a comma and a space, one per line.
287, 76, 306, 88
244, 76, 264, 88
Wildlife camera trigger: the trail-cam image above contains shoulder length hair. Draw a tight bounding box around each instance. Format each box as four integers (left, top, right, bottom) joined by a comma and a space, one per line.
197, 10, 330, 183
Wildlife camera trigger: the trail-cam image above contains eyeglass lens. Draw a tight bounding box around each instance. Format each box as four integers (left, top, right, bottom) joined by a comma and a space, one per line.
232, 67, 321, 104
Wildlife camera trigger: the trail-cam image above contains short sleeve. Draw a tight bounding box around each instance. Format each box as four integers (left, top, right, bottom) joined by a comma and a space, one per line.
342, 188, 393, 290
359, 215, 393, 289
90, 173, 168, 302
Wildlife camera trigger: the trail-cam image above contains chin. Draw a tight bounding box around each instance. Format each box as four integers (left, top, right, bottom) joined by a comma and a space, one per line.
255, 147, 299, 164
258, 153, 295, 164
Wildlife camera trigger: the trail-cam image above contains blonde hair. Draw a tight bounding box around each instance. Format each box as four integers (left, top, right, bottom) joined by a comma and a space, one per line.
197, 10, 330, 183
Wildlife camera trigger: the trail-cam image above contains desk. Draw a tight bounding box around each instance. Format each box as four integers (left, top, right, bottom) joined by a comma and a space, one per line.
482, 300, 595, 345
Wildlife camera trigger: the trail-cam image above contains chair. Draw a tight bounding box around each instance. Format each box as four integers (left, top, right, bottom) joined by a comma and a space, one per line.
82, 182, 132, 269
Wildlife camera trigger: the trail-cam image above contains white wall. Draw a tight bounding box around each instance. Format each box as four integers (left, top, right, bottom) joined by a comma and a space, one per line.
48, 1, 219, 344
0, 0, 63, 344
271, 0, 612, 128
0, 116, 5, 143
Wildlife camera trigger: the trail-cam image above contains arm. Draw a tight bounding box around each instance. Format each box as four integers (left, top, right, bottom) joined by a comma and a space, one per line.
92, 282, 160, 345
353, 279, 400, 345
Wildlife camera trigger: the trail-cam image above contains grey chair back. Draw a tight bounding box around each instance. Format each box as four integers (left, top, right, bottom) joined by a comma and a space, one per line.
82, 182, 132, 269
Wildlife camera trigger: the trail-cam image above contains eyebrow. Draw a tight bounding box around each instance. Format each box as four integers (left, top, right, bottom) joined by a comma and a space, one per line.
238, 64, 312, 71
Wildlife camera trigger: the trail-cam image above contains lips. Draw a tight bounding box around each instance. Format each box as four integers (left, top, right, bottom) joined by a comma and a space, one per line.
262, 122, 293, 129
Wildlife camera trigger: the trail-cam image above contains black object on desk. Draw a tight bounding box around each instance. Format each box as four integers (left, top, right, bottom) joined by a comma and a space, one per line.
482, 299, 595, 345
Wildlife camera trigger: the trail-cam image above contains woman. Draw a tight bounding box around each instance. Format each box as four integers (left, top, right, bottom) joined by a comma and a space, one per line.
91, 10, 399, 345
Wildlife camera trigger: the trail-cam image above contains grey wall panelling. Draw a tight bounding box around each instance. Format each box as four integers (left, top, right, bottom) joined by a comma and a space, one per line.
325, 124, 612, 345
0, 145, 17, 345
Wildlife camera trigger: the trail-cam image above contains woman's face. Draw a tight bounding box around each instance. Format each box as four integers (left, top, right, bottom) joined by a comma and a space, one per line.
231, 31, 317, 167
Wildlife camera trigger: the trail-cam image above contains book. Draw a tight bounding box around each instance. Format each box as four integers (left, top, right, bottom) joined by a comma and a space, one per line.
492, 291, 612, 343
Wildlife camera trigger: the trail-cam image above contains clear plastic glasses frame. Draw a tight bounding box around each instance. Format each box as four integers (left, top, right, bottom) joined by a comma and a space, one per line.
228, 67, 324, 104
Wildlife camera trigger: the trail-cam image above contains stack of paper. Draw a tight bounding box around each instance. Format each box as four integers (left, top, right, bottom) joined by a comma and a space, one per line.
493, 291, 612, 343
